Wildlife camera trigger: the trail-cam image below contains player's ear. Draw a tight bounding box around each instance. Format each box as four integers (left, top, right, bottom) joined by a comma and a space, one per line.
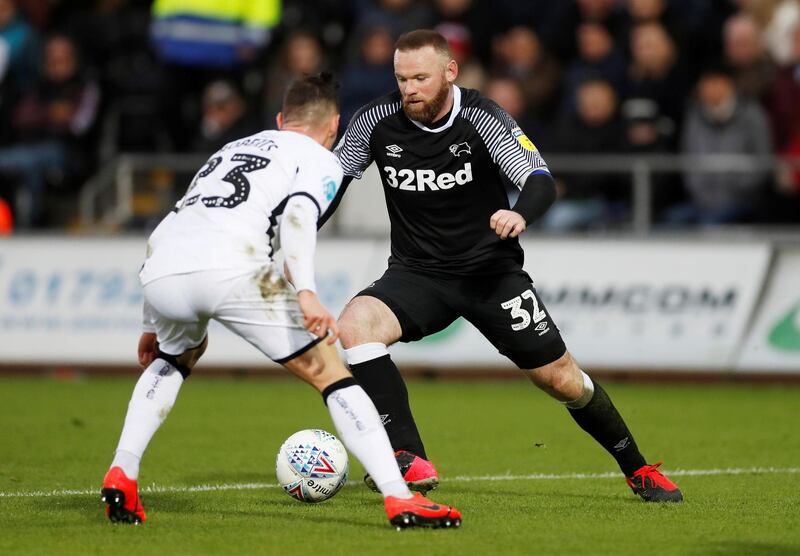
446, 59, 458, 84
276, 112, 284, 129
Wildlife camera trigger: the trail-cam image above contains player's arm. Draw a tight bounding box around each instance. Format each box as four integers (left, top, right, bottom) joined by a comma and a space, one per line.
317, 175, 353, 229
317, 103, 376, 229
490, 172, 557, 239
280, 193, 339, 343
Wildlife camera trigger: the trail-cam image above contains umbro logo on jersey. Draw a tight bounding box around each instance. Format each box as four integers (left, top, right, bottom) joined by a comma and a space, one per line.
449, 142, 471, 157
385, 144, 403, 158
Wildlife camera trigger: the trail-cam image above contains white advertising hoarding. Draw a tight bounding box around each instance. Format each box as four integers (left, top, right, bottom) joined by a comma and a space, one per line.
0, 237, 774, 371
737, 249, 800, 373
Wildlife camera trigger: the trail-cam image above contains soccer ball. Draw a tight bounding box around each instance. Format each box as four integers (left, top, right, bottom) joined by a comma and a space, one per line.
275, 429, 349, 503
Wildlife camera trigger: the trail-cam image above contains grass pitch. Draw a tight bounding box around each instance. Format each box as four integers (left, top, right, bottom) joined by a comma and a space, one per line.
1, 376, 798, 556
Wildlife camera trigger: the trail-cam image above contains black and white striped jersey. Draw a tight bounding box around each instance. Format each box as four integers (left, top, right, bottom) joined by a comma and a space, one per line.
335, 86, 550, 275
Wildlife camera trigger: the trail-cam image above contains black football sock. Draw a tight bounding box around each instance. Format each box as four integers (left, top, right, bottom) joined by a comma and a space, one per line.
349, 354, 427, 459
567, 380, 647, 476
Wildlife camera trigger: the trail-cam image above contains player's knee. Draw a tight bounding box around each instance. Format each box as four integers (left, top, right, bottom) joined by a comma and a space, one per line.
338, 301, 377, 348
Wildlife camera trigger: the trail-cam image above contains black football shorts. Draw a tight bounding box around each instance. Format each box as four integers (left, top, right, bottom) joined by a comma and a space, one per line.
354, 265, 567, 369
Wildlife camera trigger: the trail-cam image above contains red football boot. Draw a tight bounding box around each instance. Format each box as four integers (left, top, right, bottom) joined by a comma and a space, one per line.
384, 492, 462, 530
101, 466, 147, 524
626, 461, 683, 502
365, 450, 439, 493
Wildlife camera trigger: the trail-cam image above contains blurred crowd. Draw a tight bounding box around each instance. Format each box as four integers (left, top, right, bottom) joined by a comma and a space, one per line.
1, 0, 800, 232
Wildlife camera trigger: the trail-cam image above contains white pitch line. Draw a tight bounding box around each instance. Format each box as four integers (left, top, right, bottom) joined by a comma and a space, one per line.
1, 467, 798, 499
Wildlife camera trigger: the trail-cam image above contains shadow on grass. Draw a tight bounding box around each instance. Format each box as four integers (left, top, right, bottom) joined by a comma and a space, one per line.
30, 493, 384, 531
702, 542, 800, 556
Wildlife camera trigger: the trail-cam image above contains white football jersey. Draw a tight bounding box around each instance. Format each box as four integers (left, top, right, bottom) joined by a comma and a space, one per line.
140, 130, 342, 285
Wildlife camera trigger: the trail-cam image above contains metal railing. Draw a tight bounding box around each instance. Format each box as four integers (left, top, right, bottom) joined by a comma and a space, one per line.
79, 152, 798, 234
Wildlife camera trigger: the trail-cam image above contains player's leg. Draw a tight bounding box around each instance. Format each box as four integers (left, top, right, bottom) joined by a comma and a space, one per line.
338, 295, 424, 455
214, 269, 461, 528
524, 351, 682, 502
282, 341, 461, 528
338, 270, 457, 492
463, 271, 682, 502
102, 275, 210, 524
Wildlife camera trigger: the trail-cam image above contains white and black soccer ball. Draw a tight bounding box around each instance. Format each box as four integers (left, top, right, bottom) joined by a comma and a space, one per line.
276, 429, 349, 503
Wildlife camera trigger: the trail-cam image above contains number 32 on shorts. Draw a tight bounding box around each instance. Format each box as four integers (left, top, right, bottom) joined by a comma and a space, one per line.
501, 289, 549, 333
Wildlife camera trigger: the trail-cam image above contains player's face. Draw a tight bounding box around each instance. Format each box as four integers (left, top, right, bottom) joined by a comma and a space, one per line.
394, 46, 457, 125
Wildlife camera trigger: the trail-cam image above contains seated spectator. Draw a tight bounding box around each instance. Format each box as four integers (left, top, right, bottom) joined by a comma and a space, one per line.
666, 64, 772, 226
150, 0, 280, 150
193, 80, 260, 154
436, 21, 485, 91
621, 97, 683, 218
0, 33, 100, 228
339, 24, 396, 130
491, 25, 562, 128
544, 78, 628, 231
0, 0, 39, 94
723, 13, 776, 103
484, 75, 552, 151
561, 21, 627, 115
764, 21, 800, 222
627, 21, 688, 131
262, 30, 324, 126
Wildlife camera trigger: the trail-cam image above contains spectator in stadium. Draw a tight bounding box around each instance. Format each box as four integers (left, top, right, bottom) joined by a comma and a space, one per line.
192, 80, 259, 154
627, 21, 688, 131
757, 0, 800, 67
621, 97, 684, 219
667, 64, 773, 225
483, 75, 542, 146
491, 26, 562, 131
436, 21, 485, 91
765, 21, 800, 220
723, 13, 776, 103
561, 21, 627, 116
0, 0, 39, 93
330, 30, 682, 504
620, 0, 685, 56
339, 24, 397, 132
545, 78, 627, 231
0, 33, 100, 228
262, 30, 325, 126
150, 0, 280, 150
431, 0, 491, 71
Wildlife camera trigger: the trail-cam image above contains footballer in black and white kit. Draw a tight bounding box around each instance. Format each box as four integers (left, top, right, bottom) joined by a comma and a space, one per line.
334, 84, 565, 367
328, 30, 683, 503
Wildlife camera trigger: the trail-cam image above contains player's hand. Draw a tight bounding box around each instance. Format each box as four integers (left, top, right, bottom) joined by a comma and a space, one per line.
297, 290, 339, 344
138, 332, 158, 368
490, 209, 526, 239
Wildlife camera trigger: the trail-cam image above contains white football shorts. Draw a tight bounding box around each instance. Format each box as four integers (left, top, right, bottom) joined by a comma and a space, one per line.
142, 264, 321, 363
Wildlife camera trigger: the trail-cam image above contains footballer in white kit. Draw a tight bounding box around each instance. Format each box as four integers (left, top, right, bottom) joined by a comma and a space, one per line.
100, 73, 462, 530
140, 129, 342, 362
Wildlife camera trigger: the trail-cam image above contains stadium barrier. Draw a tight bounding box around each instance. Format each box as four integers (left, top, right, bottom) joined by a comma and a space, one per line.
1, 236, 797, 374
79, 154, 799, 235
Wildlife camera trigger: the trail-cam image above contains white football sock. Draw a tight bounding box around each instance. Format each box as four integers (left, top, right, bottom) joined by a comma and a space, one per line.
326, 384, 412, 499
110, 358, 185, 480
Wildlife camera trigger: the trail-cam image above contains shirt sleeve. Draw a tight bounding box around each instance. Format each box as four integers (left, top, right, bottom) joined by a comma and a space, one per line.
288, 153, 344, 220
280, 195, 319, 293
461, 100, 550, 188
333, 106, 376, 179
